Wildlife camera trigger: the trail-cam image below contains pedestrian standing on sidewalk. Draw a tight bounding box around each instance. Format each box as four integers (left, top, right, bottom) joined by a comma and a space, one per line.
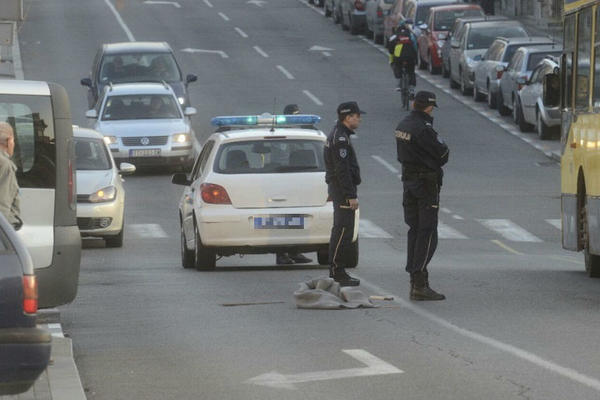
324, 102, 364, 287
395, 91, 448, 300
0, 122, 22, 230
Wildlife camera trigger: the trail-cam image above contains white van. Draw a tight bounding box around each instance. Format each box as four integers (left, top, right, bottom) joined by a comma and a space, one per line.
0, 80, 81, 308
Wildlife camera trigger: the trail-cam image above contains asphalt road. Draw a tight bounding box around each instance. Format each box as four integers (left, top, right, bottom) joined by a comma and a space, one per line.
17, 0, 600, 399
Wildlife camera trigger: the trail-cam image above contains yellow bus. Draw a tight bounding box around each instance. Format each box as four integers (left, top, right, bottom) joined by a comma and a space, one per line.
551, 0, 600, 277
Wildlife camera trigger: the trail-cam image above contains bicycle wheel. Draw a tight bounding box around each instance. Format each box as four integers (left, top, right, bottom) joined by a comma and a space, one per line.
401, 73, 409, 110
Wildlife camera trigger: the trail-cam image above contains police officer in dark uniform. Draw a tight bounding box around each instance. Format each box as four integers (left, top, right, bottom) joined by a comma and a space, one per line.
395, 91, 449, 300
324, 101, 364, 287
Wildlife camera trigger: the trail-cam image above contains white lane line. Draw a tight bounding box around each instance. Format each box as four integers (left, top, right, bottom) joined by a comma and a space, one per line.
478, 219, 542, 242
296, 0, 326, 16
371, 155, 399, 174
103, 0, 136, 41
441, 207, 452, 214
438, 221, 467, 239
303, 90, 323, 106
144, 1, 181, 7
253, 46, 269, 58
203, 0, 213, 7
218, 12, 230, 21
546, 219, 561, 229
129, 224, 168, 238
359, 220, 393, 239
276, 65, 295, 80
359, 277, 600, 393
452, 214, 464, 220
234, 27, 248, 38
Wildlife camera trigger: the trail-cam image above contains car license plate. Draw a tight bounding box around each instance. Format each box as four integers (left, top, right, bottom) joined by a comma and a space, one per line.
129, 148, 161, 157
254, 215, 304, 229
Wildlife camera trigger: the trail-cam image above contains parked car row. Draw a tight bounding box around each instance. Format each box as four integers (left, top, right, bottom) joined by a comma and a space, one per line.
314, 0, 562, 139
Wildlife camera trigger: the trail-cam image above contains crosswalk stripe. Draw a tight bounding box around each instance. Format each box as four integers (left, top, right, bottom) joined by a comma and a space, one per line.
359, 219, 393, 239
438, 221, 467, 239
477, 219, 542, 242
129, 223, 168, 238
546, 219, 561, 229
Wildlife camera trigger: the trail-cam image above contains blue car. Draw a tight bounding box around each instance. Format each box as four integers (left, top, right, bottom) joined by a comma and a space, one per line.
0, 213, 51, 395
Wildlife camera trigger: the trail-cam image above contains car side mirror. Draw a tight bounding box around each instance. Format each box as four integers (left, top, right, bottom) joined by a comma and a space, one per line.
119, 162, 136, 176
184, 107, 197, 117
186, 74, 198, 84
543, 73, 560, 107
172, 173, 191, 186
85, 109, 98, 119
81, 78, 92, 87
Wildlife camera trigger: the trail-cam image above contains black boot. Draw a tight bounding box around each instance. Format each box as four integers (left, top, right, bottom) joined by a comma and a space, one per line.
289, 252, 312, 264
410, 271, 445, 301
330, 265, 360, 286
276, 253, 295, 265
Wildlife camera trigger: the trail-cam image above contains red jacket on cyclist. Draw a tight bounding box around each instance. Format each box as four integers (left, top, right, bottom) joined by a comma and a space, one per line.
387, 21, 418, 95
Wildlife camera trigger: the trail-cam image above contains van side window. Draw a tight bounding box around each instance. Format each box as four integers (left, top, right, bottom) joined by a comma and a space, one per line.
0, 95, 56, 188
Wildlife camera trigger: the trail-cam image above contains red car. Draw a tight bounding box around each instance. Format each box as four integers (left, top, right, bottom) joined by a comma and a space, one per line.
416, 4, 484, 74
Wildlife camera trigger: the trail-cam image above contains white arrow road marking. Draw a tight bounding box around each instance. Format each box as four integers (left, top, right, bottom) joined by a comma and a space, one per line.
245, 349, 403, 390
438, 221, 467, 239
181, 48, 228, 58
143, 1, 181, 7
247, 0, 267, 6
309, 45, 334, 52
359, 220, 393, 239
129, 224, 168, 238
302, 90, 323, 106
478, 219, 542, 242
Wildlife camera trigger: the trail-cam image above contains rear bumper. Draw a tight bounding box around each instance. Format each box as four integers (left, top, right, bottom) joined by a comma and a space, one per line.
0, 327, 51, 395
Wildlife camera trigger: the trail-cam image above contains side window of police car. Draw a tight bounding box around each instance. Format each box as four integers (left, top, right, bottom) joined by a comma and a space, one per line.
192, 140, 215, 180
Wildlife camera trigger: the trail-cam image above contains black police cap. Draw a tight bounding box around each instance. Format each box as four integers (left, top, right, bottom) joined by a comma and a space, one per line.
337, 101, 366, 116
283, 104, 300, 115
414, 91, 438, 108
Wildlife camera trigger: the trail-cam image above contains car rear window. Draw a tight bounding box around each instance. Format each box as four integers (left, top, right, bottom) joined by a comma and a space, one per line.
527, 52, 562, 70
434, 9, 483, 31
99, 53, 181, 83
467, 26, 528, 50
214, 139, 325, 174
75, 138, 111, 171
0, 95, 56, 189
102, 94, 181, 120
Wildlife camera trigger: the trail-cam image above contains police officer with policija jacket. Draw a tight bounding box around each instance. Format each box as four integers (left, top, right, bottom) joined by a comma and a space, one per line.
324, 102, 364, 287
395, 91, 449, 300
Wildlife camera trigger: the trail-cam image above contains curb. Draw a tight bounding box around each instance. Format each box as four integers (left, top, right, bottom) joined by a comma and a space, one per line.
47, 337, 87, 400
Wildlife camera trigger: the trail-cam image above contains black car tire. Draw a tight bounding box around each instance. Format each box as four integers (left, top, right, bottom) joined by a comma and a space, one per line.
181, 223, 195, 269
581, 196, 600, 278
317, 248, 329, 265
325, 5, 332, 17
350, 14, 360, 34
487, 85, 497, 109
536, 108, 553, 140
105, 219, 124, 248
497, 92, 511, 116
374, 33, 384, 45
442, 60, 450, 78
194, 225, 216, 271
515, 97, 533, 132
460, 72, 470, 95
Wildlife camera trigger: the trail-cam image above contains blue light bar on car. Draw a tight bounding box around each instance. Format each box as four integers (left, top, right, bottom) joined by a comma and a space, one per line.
210, 114, 321, 127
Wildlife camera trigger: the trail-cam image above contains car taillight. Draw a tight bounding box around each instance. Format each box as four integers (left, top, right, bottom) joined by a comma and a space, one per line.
23, 275, 38, 314
200, 183, 232, 204
377, 7, 383, 17
496, 70, 504, 79
355, 0, 365, 11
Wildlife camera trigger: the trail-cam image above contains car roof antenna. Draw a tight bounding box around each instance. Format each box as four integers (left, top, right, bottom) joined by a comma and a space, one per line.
270, 97, 277, 132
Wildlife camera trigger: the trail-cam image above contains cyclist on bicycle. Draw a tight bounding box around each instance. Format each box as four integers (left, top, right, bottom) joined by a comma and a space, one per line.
387, 20, 418, 98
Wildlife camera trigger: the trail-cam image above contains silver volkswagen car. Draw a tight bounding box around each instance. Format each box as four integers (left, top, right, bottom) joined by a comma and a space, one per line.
86, 82, 198, 169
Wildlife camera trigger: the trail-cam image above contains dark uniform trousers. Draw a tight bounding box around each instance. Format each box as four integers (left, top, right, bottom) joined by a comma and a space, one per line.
403, 172, 440, 274
328, 192, 356, 270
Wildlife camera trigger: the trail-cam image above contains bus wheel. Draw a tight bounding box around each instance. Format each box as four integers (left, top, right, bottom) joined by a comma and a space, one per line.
581, 197, 600, 277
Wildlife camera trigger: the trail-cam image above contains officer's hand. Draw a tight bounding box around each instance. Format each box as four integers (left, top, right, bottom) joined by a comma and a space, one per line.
348, 198, 359, 210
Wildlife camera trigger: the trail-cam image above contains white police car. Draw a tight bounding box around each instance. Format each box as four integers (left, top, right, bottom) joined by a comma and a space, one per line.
172, 113, 359, 270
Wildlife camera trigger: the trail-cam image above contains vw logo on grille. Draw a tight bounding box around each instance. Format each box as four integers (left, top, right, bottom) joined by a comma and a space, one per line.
140, 137, 150, 146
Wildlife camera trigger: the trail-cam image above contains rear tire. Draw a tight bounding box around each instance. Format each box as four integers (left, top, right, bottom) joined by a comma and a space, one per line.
487, 85, 497, 109
181, 223, 195, 269
582, 196, 600, 277
325, 5, 332, 17
374, 33, 383, 44
473, 83, 484, 101
536, 108, 552, 140
350, 15, 360, 34
497, 92, 511, 116
515, 97, 532, 132
460, 71, 470, 95
194, 225, 216, 271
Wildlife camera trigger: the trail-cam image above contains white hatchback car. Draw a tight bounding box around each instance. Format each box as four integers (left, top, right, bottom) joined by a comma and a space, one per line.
172, 114, 359, 270
74, 127, 135, 247
85, 82, 198, 169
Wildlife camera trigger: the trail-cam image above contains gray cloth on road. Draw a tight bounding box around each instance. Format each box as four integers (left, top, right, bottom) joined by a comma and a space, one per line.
294, 278, 377, 309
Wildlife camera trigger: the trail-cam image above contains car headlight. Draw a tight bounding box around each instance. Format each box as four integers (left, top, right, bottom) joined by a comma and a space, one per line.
89, 186, 117, 203
178, 97, 185, 105
103, 135, 118, 145
172, 133, 191, 144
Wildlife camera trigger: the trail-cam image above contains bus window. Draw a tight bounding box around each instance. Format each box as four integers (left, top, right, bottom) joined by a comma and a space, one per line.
576, 8, 592, 111
563, 14, 576, 110
594, 6, 600, 108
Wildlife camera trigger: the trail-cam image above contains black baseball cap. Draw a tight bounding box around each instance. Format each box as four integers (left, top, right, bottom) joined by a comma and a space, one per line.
283, 104, 300, 115
337, 101, 366, 117
414, 91, 438, 108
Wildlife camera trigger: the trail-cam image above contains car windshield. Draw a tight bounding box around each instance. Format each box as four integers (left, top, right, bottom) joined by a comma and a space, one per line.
214, 139, 325, 174
99, 53, 181, 83
74, 138, 111, 171
527, 52, 561, 70
102, 94, 182, 120
467, 25, 527, 50
434, 9, 483, 31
